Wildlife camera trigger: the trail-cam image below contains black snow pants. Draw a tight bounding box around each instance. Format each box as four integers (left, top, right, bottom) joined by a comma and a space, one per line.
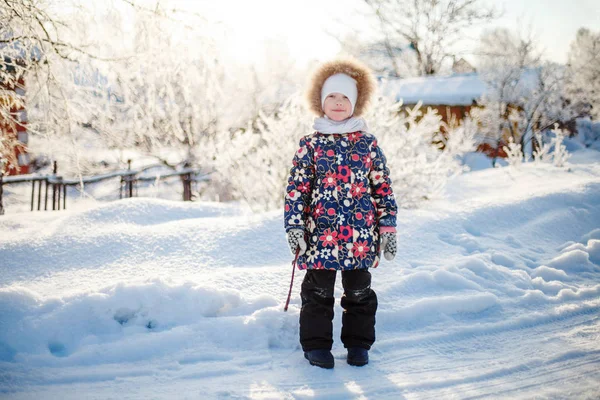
299, 269, 378, 351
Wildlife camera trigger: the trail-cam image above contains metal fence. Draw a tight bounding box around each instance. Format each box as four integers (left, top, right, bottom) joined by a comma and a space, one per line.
0, 160, 210, 215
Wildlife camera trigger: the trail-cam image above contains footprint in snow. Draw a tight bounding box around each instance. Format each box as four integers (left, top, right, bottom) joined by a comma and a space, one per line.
438, 233, 482, 253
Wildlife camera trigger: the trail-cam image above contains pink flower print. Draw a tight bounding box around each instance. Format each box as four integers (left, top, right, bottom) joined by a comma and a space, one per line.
314, 146, 324, 159
313, 261, 326, 269
312, 203, 325, 218
348, 132, 362, 142
352, 241, 369, 259
319, 229, 338, 247
323, 172, 337, 188
363, 154, 372, 169
297, 181, 311, 193
338, 225, 353, 241
337, 165, 351, 183
365, 211, 375, 227
350, 182, 367, 199
376, 183, 391, 196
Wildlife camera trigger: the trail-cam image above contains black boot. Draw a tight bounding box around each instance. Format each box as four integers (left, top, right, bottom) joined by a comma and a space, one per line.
304, 349, 335, 369
347, 347, 369, 366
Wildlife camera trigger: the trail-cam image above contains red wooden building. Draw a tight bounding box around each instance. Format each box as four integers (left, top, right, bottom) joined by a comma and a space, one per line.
383, 66, 509, 158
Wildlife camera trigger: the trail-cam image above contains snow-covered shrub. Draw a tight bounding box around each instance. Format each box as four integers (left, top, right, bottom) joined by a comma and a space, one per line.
201, 94, 311, 211
552, 129, 570, 167
503, 137, 523, 167
371, 98, 474, 206
532, 127, 571, 167
533, 131, 553, 163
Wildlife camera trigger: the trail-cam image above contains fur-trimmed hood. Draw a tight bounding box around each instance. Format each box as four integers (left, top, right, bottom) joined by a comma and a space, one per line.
305, 58, 376, 118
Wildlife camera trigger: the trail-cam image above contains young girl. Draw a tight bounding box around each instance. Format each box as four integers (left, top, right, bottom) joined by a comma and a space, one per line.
284, 58, 398, 369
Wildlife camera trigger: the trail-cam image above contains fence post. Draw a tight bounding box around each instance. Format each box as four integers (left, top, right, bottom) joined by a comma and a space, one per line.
52, 161, 57, 210
127, 159, 133, 198
182, 173, 192, 201
37, 180, 42, 210
31, 180, 35, 211
44, 178, 49, 210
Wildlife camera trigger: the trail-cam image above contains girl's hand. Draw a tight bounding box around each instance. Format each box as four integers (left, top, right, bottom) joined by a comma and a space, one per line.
287, 229, 307, 256
381, 232, 397, 261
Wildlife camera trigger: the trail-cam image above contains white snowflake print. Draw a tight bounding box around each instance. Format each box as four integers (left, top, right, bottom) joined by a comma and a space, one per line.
322, 190, 332, 201
320, 248, 331, 259
337, 214, 346, 224
360, 228, 370, 239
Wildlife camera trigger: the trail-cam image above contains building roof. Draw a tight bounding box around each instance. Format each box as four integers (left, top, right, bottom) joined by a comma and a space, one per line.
382, 72, 487, 106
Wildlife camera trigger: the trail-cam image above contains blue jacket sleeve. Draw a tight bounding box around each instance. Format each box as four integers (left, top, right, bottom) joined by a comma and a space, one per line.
369, 138, 397, 228
284, 136, 315, 232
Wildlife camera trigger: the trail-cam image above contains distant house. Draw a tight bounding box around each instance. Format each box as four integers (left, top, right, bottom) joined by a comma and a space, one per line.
1, 55, 30, 175
383, 71, 485, 122
383, 70, 510, 157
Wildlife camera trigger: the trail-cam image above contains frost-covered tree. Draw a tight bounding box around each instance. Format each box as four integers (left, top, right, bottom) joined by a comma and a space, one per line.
565, 28, 600, 120
364, 0, 496, 76
102, 6, 224, 169
475, 28, 575, 162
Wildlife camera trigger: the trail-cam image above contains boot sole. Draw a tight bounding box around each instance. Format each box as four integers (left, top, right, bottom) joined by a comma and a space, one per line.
304, 353, 334, 369
347, 358, 368, 366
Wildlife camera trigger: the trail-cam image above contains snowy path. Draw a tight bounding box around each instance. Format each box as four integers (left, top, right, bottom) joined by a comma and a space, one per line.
1, 160, 600, 399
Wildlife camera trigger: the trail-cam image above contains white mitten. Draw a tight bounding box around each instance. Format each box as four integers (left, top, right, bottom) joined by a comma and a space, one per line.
380, 231, 397, 261
287, 229, 307, 256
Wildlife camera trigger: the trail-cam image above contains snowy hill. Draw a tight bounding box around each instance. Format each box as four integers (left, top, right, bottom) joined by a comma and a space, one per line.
1, 153, 600, 399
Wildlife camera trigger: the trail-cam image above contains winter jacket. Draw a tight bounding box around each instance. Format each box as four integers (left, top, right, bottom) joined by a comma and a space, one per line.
284, 130, 397, 270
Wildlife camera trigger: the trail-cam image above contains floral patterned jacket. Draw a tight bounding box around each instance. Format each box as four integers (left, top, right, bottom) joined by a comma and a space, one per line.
284, 131, 397, 270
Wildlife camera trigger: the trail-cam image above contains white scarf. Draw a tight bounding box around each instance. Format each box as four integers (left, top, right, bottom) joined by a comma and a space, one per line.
312, 116, 368, 135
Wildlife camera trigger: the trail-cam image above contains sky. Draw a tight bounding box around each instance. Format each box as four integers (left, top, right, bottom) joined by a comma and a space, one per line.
488, 0, 600, 63
205, 0, 600, 68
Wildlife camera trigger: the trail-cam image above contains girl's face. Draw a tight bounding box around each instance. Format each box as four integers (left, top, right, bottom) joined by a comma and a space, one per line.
323, 92, 352, 121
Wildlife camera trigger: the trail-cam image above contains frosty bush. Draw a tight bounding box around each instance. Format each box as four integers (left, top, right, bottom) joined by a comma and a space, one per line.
370, 97, 475, 207
201, 94, 312, 212
503, 137, 523, 167
532, 132, 553, 163
552, 129, 570, 167
532, 127, 571, 167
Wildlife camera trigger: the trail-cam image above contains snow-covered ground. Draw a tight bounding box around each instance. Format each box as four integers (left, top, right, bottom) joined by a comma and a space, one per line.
1, 150, 600, 399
